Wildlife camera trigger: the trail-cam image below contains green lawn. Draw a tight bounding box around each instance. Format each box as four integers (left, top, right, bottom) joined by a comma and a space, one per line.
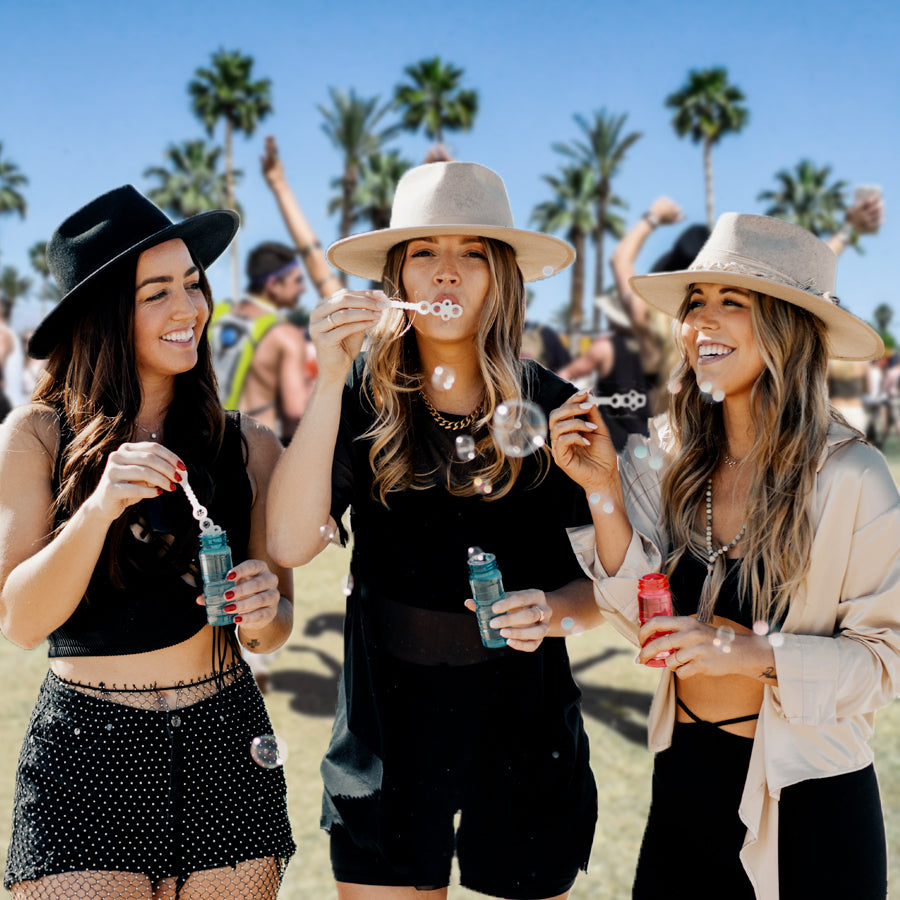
3, 438, 900, 898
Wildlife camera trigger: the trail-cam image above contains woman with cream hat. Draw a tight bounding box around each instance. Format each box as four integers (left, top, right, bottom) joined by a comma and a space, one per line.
269, 161, 601, 898
552, 212, 900, 898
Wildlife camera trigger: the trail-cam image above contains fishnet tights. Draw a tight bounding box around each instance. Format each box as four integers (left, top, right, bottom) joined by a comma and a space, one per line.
9, 856, 287, 898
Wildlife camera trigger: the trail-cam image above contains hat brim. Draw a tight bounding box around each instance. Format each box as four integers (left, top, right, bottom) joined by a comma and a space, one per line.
327, 224, 574, 283
29, 209, 239, 359
630, 269, 883, 362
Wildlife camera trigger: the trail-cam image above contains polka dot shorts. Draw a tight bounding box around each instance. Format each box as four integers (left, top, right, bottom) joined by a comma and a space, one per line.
4, 662, 295, 891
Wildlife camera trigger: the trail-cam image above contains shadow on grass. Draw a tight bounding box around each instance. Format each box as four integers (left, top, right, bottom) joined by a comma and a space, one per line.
274, 613, 653, 745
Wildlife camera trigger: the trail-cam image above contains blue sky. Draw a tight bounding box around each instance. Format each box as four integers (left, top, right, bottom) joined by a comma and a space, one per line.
1, 0, 898, 335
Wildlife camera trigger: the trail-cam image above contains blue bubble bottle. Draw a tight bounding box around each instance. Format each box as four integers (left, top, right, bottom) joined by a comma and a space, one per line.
199, 528, 235, 627
467, 548, 507, 649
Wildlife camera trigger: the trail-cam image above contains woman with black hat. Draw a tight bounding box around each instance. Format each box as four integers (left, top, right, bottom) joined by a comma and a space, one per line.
1, 186, 295, 897
551, 213, 900, 898
268, 161, 601, 899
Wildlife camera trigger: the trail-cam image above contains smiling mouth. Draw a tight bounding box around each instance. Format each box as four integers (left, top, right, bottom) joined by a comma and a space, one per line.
698, 343, 734, 361
161, 328, 195, 343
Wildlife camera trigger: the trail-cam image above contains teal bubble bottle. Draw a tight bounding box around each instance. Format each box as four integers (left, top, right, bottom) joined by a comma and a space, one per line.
467, 549, 507, 649
199, 529, 235, 627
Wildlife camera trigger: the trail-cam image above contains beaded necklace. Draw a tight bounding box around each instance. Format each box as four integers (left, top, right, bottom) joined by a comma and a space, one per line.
698, 477, 747, 622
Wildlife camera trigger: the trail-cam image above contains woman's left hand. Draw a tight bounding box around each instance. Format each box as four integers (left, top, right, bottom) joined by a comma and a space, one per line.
197, 558, 281, 634
464, 588, 550, 653
638, 615, 754, 677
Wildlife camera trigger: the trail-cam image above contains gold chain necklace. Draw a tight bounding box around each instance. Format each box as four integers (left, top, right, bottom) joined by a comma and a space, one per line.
418, 390, 483, 432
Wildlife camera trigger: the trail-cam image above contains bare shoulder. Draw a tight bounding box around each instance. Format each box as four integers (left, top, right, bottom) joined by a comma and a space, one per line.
0, 403, 60, 457
240, 415, 283, 468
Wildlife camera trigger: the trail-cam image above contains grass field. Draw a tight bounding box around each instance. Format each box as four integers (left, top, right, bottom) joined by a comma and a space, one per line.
3, 437, 900, 898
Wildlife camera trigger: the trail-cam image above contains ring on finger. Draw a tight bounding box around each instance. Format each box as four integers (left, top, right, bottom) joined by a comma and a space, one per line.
327, 313, 336, 327
535, 606, 545, 625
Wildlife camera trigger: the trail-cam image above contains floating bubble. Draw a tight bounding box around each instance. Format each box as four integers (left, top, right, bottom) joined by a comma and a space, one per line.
602, 501, 615, 514
250, 734, 288, 769
551, 749, 560, 759
473, 476, 493, 495
588, 492, 601, 505
699, 380, 713, 394
319, 523, 336, 543
713, 625, 735, 651
768, 632, 785, 648
455, 435, 476, 461
431, 365, 456, 392
561, 616, 575, 631
712, 389, 726, 403
341, 574, 354, 596
667, 380, 683, 395
753, 620, 770, 636
467, 545, 484, 560
542, 265, 555, 277
648, 456, 663, 471
633, 445, 649, 460
492, 400, 548, 458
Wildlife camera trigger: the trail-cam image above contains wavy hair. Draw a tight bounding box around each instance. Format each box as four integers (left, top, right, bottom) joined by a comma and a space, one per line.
661, 290, 832, 624
33, 250, 225, 588
363, 236, 543, 503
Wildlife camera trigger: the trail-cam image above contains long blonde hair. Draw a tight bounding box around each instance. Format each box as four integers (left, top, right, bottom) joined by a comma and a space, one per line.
363, 236, 537, 503
661, 290, 832, 623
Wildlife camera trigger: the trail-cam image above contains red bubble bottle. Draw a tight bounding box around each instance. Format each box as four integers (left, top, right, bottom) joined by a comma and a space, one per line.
638, 573, 673, 667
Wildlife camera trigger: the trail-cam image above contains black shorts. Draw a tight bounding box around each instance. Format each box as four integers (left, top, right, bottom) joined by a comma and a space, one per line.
327, 656, 594, 899
4, 664, 295, 889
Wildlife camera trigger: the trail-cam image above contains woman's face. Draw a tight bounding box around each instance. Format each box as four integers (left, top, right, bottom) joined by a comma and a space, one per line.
133, 239, 208, 383
400, 234, 491, 346
681, 282, 766, 404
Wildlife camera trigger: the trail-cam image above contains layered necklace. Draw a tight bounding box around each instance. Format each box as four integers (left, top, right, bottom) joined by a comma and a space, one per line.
418, 390, 483, 432
698, 476, 747, 623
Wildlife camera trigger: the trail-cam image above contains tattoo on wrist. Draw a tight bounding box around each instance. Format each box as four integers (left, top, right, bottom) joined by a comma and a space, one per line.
244, 638, 261, 650
761, 666, 777, 680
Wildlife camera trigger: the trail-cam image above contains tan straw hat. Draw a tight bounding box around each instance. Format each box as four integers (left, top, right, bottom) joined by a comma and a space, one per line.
326, 161, 574, 283
629, 212, 883, 361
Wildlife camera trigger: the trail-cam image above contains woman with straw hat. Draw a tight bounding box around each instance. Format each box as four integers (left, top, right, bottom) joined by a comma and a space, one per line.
268, 161, 601, 899
551, 212, 900, 898
1, 186, 295, 897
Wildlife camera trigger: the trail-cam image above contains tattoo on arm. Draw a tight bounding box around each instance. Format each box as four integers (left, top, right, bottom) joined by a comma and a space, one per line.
244, 638, 261, 650
760, 666, 777, 680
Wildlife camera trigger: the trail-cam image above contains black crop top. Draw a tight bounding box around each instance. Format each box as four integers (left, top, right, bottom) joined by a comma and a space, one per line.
668, 551, 751, 629
47, 411, 252, 658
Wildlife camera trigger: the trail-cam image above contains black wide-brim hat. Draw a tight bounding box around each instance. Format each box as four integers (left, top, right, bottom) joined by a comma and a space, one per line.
30, 185, 239, 359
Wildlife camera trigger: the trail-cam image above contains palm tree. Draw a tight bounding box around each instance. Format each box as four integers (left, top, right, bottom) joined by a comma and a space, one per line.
144, 139, 239, 219
28, 241, 59, 315
352, 150, 413, 232
0, 144, 28, 220
554, 110, 641, 330
319, 88, 399, 285
188, 49, 273, 299
873, 303, 895, 350
757, 159, 847, 238
666, 68, 748, 229
531, 165, 597, 337
0, 266, 31, 309
393, 57, 478, 155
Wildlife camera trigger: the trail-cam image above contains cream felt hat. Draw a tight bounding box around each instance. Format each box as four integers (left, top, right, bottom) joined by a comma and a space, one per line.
326, 161, 574, 283
629, 213, 883, 361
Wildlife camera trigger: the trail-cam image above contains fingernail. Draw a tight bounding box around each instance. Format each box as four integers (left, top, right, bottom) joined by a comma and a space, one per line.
224, 591, 235, 601
579, 401, 594, 410
581, 437, 591, 445
177, 461, 186, 471
233, 616, 243, 623
226, 571, 236, 581
224, 603, 237, 612
173, 472, 182, 482
169, 482, 177, 491
584, 422, 598, 430
375, 297, 390, 309
500, 629, 511, 637
156, 487, 163, 495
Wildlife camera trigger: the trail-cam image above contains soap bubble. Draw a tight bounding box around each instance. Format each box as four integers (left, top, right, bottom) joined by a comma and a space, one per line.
588, 492, 601, 505
473, 476, 493, 495
699, 380, 713, 394
431, 365, 456, 392
542, 265, 555, 277
561, 616, 575, 631
492, 400, 547, 457
713, 625, 735, 653
250, 734, 288, 769
455, 435, 476, 461
602, 501, 615, 514
633, 445, 649, 460
712, 389, 726, 403
768, 632, 785, 648
753, 620, 770, 636
319, 523, 336, 543
467, 545, 484, 560
648, 456, 663, 471
341, 574, 354, 596
667, 380, 683, 395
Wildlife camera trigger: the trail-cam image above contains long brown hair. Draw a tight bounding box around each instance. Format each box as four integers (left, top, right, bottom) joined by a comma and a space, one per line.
661, 290, 831, 623
34, 249, 225, 587
362, 236, 544, 503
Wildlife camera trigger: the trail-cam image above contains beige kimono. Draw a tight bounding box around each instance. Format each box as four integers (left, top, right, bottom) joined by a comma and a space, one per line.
568, 417, 900, 899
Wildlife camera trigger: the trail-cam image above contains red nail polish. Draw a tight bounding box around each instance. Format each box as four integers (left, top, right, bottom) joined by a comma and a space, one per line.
170, 482, 177, 491
233, 616, 243, 623
177, 461, 186, 471
173, 472, 182, 482
226, 572, 236, 581
224, 603, 237, 612
156, 487, 163, 495
224, 591, 234, 601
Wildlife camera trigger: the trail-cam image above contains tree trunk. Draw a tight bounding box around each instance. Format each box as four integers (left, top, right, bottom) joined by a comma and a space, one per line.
593, 196, 607, 333
338, 165, 355, 287
225, 120, 240, 302
704, 137, 715, 231
569, 231, 586, 348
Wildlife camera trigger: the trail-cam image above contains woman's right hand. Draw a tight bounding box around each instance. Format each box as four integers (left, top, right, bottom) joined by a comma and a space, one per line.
549, 390, 619, 493
86, 441, 185, 525
309, 289, 384, 382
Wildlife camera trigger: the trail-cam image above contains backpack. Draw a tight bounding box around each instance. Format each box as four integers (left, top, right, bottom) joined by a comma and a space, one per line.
209, 301, 280, 410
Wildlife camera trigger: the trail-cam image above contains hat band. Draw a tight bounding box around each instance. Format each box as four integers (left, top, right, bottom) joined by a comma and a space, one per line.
690, 251, 839, 306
